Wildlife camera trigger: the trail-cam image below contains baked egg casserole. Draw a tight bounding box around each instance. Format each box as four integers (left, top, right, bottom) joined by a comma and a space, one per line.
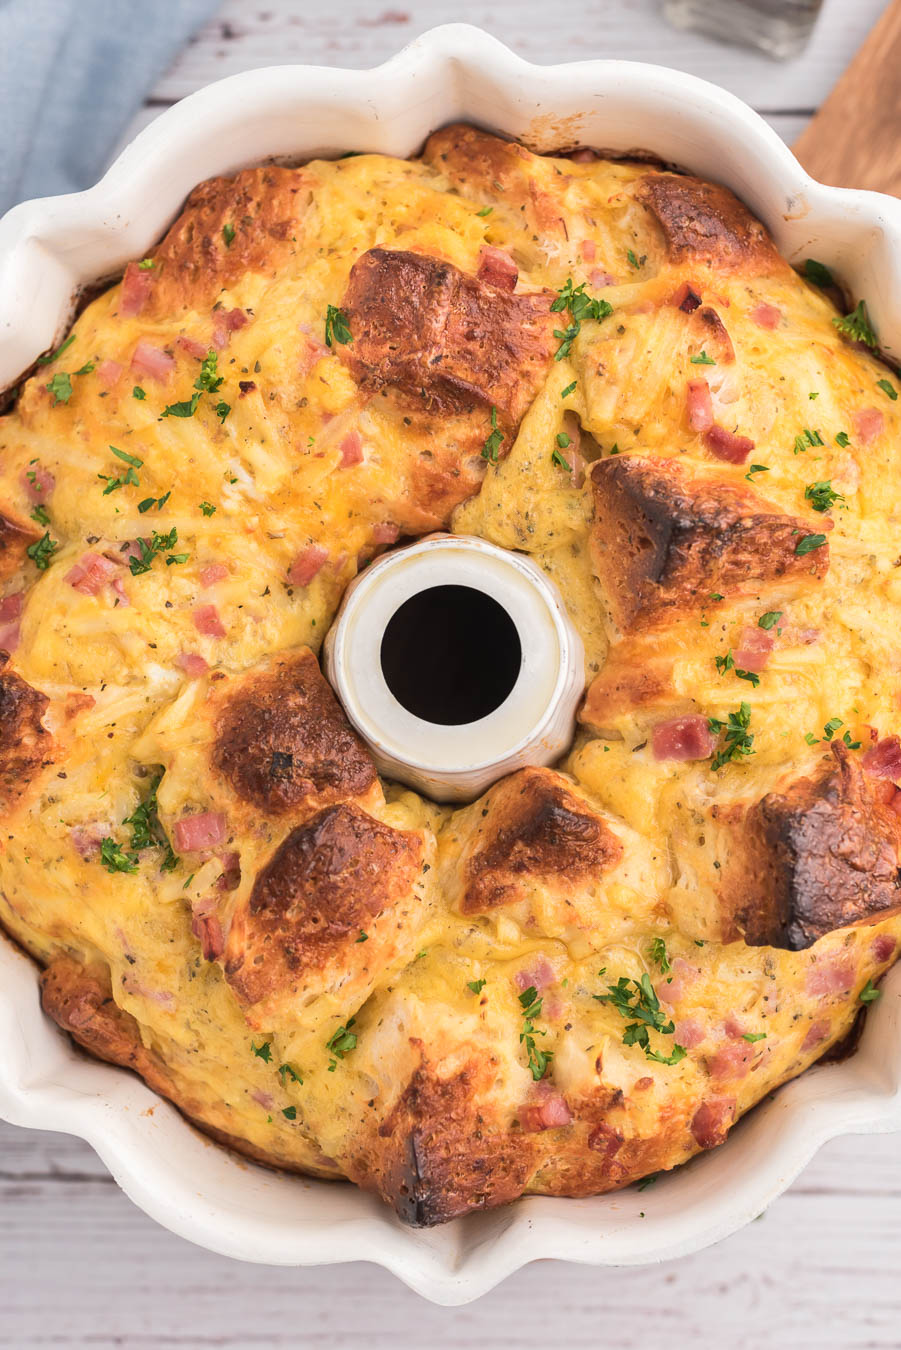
1, 124, 900, 1224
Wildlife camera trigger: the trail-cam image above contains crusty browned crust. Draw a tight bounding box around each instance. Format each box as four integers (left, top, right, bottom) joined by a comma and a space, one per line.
40, 956, 337, 1178
580, 640, 674, 727
0, 510, 39, 583
635, 171, 784, 274
723, 744, 901, 948
211, 649, 377, 817
0, 664, 52, 815
422, 124, 568, 237
223, 802, 423, 1010
589, 455, 829, 634
341, 248, 557, 434
136, 166, 316, 316
461, 767, 623, 914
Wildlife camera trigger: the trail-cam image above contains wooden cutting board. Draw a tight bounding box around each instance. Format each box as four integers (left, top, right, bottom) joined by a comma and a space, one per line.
793, 0, 901, 195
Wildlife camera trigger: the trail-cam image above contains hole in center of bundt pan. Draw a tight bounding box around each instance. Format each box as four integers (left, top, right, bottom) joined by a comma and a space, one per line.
379, 584, 522, 725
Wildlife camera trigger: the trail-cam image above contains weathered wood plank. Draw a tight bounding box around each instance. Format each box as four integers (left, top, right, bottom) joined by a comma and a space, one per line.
0, 1120, 898, 1344
150, 0, 888, 112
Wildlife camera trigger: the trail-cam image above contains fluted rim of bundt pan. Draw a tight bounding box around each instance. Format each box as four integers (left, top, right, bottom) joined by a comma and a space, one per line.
1, 23, 900, 1305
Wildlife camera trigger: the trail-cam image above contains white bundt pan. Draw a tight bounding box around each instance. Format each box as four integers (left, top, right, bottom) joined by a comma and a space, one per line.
1, 23, 900, 1306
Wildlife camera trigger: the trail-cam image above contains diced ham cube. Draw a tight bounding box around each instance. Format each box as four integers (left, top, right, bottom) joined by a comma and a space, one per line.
651, 715, 715, 761
339, 431, 364, 468
853, 407, 884, 444
708, 1041, 753, 1081
0, 593, 23, 623
173, 811, 227, 852
193, 604, 226, 638
670, 281, 702, 313
65, 552, 121, 596
801, 1020, 831, 1053
21, 464, 54, 503
750, 302, 781, 329
871, 934, 897, 963
519, 1094, 573, 1132
703, 424, 755, 464
673, 1018, 705, 1049
131, 339, 175, 381
372, 522, 400, 545
862, 736, 901, 781
477, 246, 518, 292
288, 543, 329, 587
200, 563, 229, 588
586, 1123, 624, 1159
686, 378, 714, 432
806, 955, 856, 997
734, 626, 774, 672
176, 652, 210, 679
691, 1097, 736, 1149
96, 360, 123, 388
177, 335, 209, 360
120, 262, 153, 319
515, 959, 555, 994
580, 238, 597, 263
590, 268, 617, 288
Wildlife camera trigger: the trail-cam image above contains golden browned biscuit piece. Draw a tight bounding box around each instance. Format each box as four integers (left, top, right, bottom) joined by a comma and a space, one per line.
342, 247, 557, 433
459, 767, 623, 915
212, 649, 377, 817
589, 455, 829, 634
223, 802, 426, 1021
0, 509, 40, 582
0, 663, 52, 816
635, 171, 785, 275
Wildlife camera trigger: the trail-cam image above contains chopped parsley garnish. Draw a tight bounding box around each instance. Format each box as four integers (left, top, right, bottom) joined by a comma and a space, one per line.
519, 985, 553, 1081
626, 249, 647, 270
742, 1032, 767, 1043
833, 299, 877, 350
355, 930, 368, 943
835, 431, 851, 448
551, 447, 572, 472
758, 610, 782, 630
467, 978, 486, 995
278, 1063, 303, 1086
708, 702, 754, 771
252, 1040, 272, 1063
550, 277, 613, 360
215, 400, 231, 423
122, 770, 178, 871
137, 492, 171, 514
138, 258, 156, 270
745, 463, 769, 482
859, 979, 881, 1004
222, 223, 236, 248
803, 258, 834, 288
195, 350, 223, 394
326, 1018, 357, 1069
556, 431, 571, 449
795, 532, 827, 555
805, 480, 844, 512
128, 528, 187, 575
99, 837, 139, 874
650, 937, 671, 973
324, 304, 353, 347
636, 1173, 658, 1192
31, 504, 50, 527
822, 717, 843, 740
26, 531, 58, 571
476, 205, 493, 217
36, 333, 76, 365
804, 732, 819, 745
199, 501, 217, 516
282, 1106, 297, 1120
594, 973, 686, 1065
715, 650, 760, 688
481, 405, 504, 463
689, 350, 716, 366
160, 393, 201, 419
74, 362, 95, 376
561, 381, 577, 398
46, 372, 73, 405
877, 378, 898, 401
132, 386, 146, 401
99, 444, 143, 495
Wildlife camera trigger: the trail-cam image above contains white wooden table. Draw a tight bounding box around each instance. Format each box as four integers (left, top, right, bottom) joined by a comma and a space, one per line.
3, 1, 898, 1343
